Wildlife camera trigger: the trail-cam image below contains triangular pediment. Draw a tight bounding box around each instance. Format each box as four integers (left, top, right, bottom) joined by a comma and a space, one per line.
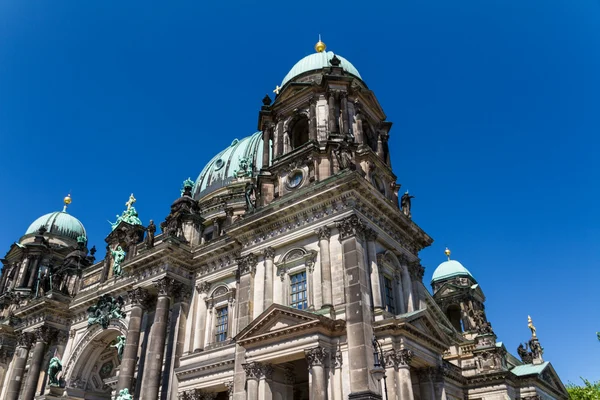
236, 304, 344, 346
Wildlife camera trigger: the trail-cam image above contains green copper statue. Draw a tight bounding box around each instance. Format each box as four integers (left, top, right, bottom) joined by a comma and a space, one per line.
112, 335, 126, 361
111, 246, 126, 277
116, 388, 133, 400
47, 356, 62, 386
109, 193, 143, 231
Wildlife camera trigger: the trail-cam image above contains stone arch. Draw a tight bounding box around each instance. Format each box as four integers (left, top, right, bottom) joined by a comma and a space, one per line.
63, 319, 127, 391
383, 251, 414, 313
289, 114, 309, 149
210, 284, 230, 298
279, 248, 307, 264
363, 120, 378, 152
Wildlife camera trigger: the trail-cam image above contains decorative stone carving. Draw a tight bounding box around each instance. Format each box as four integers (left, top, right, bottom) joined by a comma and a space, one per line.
263, 247, 275, 260
16, 331, 35, 348
333, 349, 343, 368
261, 363, 274, 380
224, 381, 234, 396
336, 215, 367, 241
243, 361, 262, 380
196, 281, 211, 294
154, 277, 179, 297
237, 253, 257, 276
87, 294, 126, 329
305, 346, 328, 367
284, 366, 296, 384
383, 348, 413, 368
128, 287, 149, 307
161, 179, 202, 241
364, 227, 378, 241
34, 326, 56, 343
315, 226, 331, 241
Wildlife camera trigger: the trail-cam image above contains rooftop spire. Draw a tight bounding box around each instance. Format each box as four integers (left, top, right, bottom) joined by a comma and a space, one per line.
63, 193, 72, 212
444, 247, 451, 261
315, 35, 326, 53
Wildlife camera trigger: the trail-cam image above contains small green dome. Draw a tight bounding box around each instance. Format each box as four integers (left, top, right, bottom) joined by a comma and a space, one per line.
25, 211, 86, 241
192, 132, 269, 200
431, 260, 475, 283
281, 51, 362, 87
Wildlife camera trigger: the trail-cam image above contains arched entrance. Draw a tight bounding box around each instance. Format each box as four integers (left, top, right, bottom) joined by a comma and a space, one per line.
63, 323, 126, 398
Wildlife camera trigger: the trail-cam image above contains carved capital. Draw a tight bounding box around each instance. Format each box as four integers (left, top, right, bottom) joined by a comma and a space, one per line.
196, 281, 211, 294
332, 349, 343, 368
224, 381, 234, 395
16, 332, 35, 348
305, 346, 328, 367
237, 253, 257, 276
154, 277, 179, 297
34, 326, 55, 343
336, 215, 367, 241
128, 287, 150, 308
408, 261, 424, 281
315, 226, 331, 241
263, 247, 275, 260
56, 330, 69, 345
284, 366, 295, 384
243, 361, 262, 381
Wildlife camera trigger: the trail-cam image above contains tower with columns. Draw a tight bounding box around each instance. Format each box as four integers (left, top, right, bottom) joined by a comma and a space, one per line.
0, 39, 568, 400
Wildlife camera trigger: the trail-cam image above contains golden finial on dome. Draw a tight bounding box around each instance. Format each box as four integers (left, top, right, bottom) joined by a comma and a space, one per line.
444, 247, 451, 260
63, 193, 72, 212
315, 34, 326, 53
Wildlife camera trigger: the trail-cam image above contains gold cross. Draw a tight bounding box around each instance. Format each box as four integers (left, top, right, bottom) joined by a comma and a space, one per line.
273, 85, 281, 95
125, 193, 136, 211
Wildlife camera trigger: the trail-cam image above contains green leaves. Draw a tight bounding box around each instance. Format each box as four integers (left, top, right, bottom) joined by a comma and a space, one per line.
567, 378, 600, 400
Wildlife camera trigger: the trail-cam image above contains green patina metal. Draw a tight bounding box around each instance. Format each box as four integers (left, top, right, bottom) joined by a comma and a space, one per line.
280, 51, 362, 87
111, 246, 126, 277
233, 156, 253, 178
25, 211, 86, 240
180, 177, 195, 196
109, 207, 142, 231
116, 388, 133, 400
47, 356, 62, 386
111, 335, 126, 361
87, 294, 126, 329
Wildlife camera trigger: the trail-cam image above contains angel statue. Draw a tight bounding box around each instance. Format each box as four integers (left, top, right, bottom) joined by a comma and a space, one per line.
111, 335, 126, 361
111, 246, 126, 277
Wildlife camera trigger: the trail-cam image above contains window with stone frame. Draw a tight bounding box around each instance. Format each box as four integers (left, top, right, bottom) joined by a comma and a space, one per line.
383, 276, 395, 314
290, 271, 308, 310
215, 306, 228, 342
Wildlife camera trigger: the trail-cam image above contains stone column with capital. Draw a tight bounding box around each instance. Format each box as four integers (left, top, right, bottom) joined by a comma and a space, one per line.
22, 326, 54, 399
258, 363, 273, 400
417, 368, 436, 400
263, 124, 272, 167
116, 287, 149, 393
141, 277, 179, 400
243, 362, 261, 400
365, 229, 383, 311
193, 281, 210, 351
332, 349, 343, 400
390, 349, 414, 400
263, 247, 275, 309
306, 347, 328, 400
309, 96, 318, 142
316, 227, 333, 308
328, 91, 339, 136
335, 215, 379, 397
5, 332, 34, 400
340, 92, 349, 138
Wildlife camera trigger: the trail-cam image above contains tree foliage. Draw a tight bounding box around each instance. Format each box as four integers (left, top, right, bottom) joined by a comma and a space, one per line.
567, 378, 600, 400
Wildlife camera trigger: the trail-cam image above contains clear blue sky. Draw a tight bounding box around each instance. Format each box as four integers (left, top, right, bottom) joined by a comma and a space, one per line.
1, 0, 598, 384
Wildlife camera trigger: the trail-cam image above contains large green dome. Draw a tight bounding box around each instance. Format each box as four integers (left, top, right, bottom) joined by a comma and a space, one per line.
431, 260, 475, 284
281, 51, 362, 87
25, 211, 86, 241
192, 132, 269, 200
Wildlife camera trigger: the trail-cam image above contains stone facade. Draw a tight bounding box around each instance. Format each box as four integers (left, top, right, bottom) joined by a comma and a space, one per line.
0, 43, 568, 400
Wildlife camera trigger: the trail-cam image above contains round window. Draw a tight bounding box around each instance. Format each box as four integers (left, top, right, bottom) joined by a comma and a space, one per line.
288, 170, 304, 189
214, 159, 224, 171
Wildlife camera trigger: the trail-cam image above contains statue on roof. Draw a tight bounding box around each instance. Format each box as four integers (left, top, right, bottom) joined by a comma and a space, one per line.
110, 194, 143, 230
145, 220, 156, 248
401, 191, 415, 218
528, 315, 537, 338
181, 178, 195, 197
111, 246, 126, 277
125, 193, 136, 211
245, 182, 257, 211
334, 143, 355, 171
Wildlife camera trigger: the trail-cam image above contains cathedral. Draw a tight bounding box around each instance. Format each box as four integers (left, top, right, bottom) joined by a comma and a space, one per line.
0, 39, 568, 400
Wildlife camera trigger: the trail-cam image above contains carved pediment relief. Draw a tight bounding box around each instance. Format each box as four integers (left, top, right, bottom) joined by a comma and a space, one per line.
236, 304, 344, 347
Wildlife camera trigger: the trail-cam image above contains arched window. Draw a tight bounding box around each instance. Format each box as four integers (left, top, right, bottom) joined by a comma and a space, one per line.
276, 248, 317, 310
290, 116, 309, 149
378, 251, 414, 315
447, 304, 463, 332
205, 284, 236, 347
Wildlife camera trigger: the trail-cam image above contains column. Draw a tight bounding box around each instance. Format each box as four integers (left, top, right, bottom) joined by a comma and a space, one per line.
332, 349, 343, 400
394, 272, 406, 315
262, 124, 272, 167
274, 121, 284, 158
328, 90, 339, 135
284, 366, 295, 400
307, 258, 315, 310
26, 257, 40, 288
204, 299, 215, 347
227, 292, 236, 339
418, 368, 435, 400
243, 362, 261, 400
258, 363, 273, 400
433, 366, 447, 400
141, 277, 178, 400
225, 381, 234, 400
5, 332, 34, 400
263, 247, 275, 309
340, 92, 349, 137
396, 349, 414, 400
193, 282, 210, 351
335, 214, 378, 396
309, 96, 318, 141
306, 347, 328, 400
22, 326, 53, 399
316, 227, 333, 308
116, 287, 149, 392
18, 257, 33, 287
365, 229, 383, 310
383, 350, 398, 400
353, 103, 365, 145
